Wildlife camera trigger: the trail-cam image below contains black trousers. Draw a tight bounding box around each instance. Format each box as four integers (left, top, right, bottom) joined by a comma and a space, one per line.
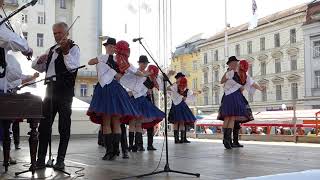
12, 121, 20, 146
37, 94, 73, 163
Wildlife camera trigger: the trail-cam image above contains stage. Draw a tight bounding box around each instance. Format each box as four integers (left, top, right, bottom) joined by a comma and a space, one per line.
1, 137, 320, 179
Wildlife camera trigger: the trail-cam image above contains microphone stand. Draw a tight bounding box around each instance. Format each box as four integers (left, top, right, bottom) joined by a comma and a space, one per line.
126, 39, 200, 179
15, 65, 85, 177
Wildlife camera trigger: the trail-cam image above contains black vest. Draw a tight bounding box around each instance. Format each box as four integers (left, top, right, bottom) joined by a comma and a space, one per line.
0, 48, 6, 78
233, 72, 246, 86
178, 89, 189, 98
45, 43, 78, 97
143, 77, 154, 89
106, 55, 120, 73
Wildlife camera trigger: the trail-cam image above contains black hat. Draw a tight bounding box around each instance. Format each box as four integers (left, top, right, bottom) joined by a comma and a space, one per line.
103, 37, 116, 46
138, 55, 150, 63
174, 72, 185, 79
226, 56, 239, 65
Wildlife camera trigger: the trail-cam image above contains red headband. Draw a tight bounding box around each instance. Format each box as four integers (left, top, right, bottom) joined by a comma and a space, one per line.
147, 65, 159, 78
239, 60, 249, 72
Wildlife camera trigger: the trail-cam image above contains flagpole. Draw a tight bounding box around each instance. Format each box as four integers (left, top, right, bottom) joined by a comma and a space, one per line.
224, 0, 229, 63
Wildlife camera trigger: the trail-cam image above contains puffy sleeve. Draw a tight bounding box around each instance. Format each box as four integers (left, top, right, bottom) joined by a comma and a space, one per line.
96, 62, 117, 87
0, 19, 30, 52
125, 63, 138, 74
63, 45, 80, 71
32, 48, 50, 73
225, 70, 234, 80
185, 89, 196, 104
168, 84, 183, 105
244, 75, 256, 95
6, 54, 22, 83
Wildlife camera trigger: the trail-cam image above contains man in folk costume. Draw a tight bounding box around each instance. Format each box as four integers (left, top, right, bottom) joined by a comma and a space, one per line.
87, 40, 144, 161
218, 56, 264, 149
0, 0, 33, 166
32, 22, 80, 169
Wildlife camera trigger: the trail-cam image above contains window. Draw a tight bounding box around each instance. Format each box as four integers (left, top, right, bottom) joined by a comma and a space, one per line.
204, 72, 208, 84
274, 33, 280, 48
60, 0, 66, 9
290, 29, 296, 44
276, 85, 282, 101
291, 83, 298, 100
315, 71, 320, 88
275, 59, 281, 73
247, 41, 252, 54
313, 40, 320, 58
235, 44, 240, 56
37, 33, 44, 47
211, 50, 214, 61
38, 0, 44, 5
192, 79, 197, 89
260, 37, 265, 51
214, 50, 219, 61
261, 89, 267, 102
261, 62, 266, 75
290, 55, 297, 71
204, 53, 208, 64
192, 61, 197, 71
80, 84, 88, 97
22, 32, 28, 40
22, 14, 28, 23
249, 64, 253, 77
249, 94, 253, 102
204, 93, 208, 105
214, 70, 219, 82
214, 91, 220, 105
38, 12, 45, 24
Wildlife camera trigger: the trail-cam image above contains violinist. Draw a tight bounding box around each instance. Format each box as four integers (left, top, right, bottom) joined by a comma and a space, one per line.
32, 22, 80, 170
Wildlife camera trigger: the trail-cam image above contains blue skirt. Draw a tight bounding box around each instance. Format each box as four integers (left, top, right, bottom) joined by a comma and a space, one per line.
123, 96, 165, 128
168, 101, 196, 125
87, 80, 140, 124
217, 89, 254, 122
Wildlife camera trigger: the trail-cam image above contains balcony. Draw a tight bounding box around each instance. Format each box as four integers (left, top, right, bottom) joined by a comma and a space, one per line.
77, 70, 97, 78
4, 0, 19, 7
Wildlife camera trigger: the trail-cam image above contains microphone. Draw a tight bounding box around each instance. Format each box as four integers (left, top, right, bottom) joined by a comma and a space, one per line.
133, 37, 143, 42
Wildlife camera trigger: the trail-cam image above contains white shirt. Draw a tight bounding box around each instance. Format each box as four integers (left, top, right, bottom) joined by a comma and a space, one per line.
95, 54, 137, 87
32, 44, 80, 81
168, 84, 196, 105
120, 71, 148, 99
0, 17, 30, 91
223, 70, 255, 96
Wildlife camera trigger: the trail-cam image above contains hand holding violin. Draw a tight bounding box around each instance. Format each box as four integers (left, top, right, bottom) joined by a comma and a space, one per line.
60, 38, 71, 55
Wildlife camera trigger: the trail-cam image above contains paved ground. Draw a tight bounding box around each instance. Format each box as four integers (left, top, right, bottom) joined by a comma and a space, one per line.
0, 137, 320, 180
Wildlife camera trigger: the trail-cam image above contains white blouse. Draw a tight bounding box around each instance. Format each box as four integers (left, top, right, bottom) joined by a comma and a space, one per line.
223, 70, 255, 96
120, 72, 148, 99
168, 84, 196, 105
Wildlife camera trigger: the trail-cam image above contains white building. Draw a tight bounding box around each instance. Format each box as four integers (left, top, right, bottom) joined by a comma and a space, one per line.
302, 1, 320, 109
3, 0, 103, 103
197, 3, 309, 113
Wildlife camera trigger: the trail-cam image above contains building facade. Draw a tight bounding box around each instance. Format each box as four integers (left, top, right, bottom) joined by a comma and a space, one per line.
303, 1, 320, 109
197, 4, 309, 113
170, 34, 206, 106
3, 0, 102, 103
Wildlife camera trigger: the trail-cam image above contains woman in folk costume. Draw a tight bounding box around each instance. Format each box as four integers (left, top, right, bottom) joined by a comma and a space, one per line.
218, 56, 264, 149
120, 56, 165, 152
87, 40, 142, 161
168, 76, 198, 144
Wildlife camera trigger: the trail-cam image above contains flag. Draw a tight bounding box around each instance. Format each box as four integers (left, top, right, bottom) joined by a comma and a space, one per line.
252, 0, 257, 15
249, 0, 258, 29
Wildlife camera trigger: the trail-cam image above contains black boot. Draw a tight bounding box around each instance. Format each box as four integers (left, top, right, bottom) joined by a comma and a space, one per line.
128, 132, 135, 152
120, 125, 129, 159
181, 130, 191, 143
112, 134, 121, 159
147, 128, 156, 151
223, 128, 232, 149
174, 130, 181, 144
98, 130, 104, 146
232, 128, 244, 148
12, 122, 21, 150
136, 132, 145, 151
102, 134, 114, 160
